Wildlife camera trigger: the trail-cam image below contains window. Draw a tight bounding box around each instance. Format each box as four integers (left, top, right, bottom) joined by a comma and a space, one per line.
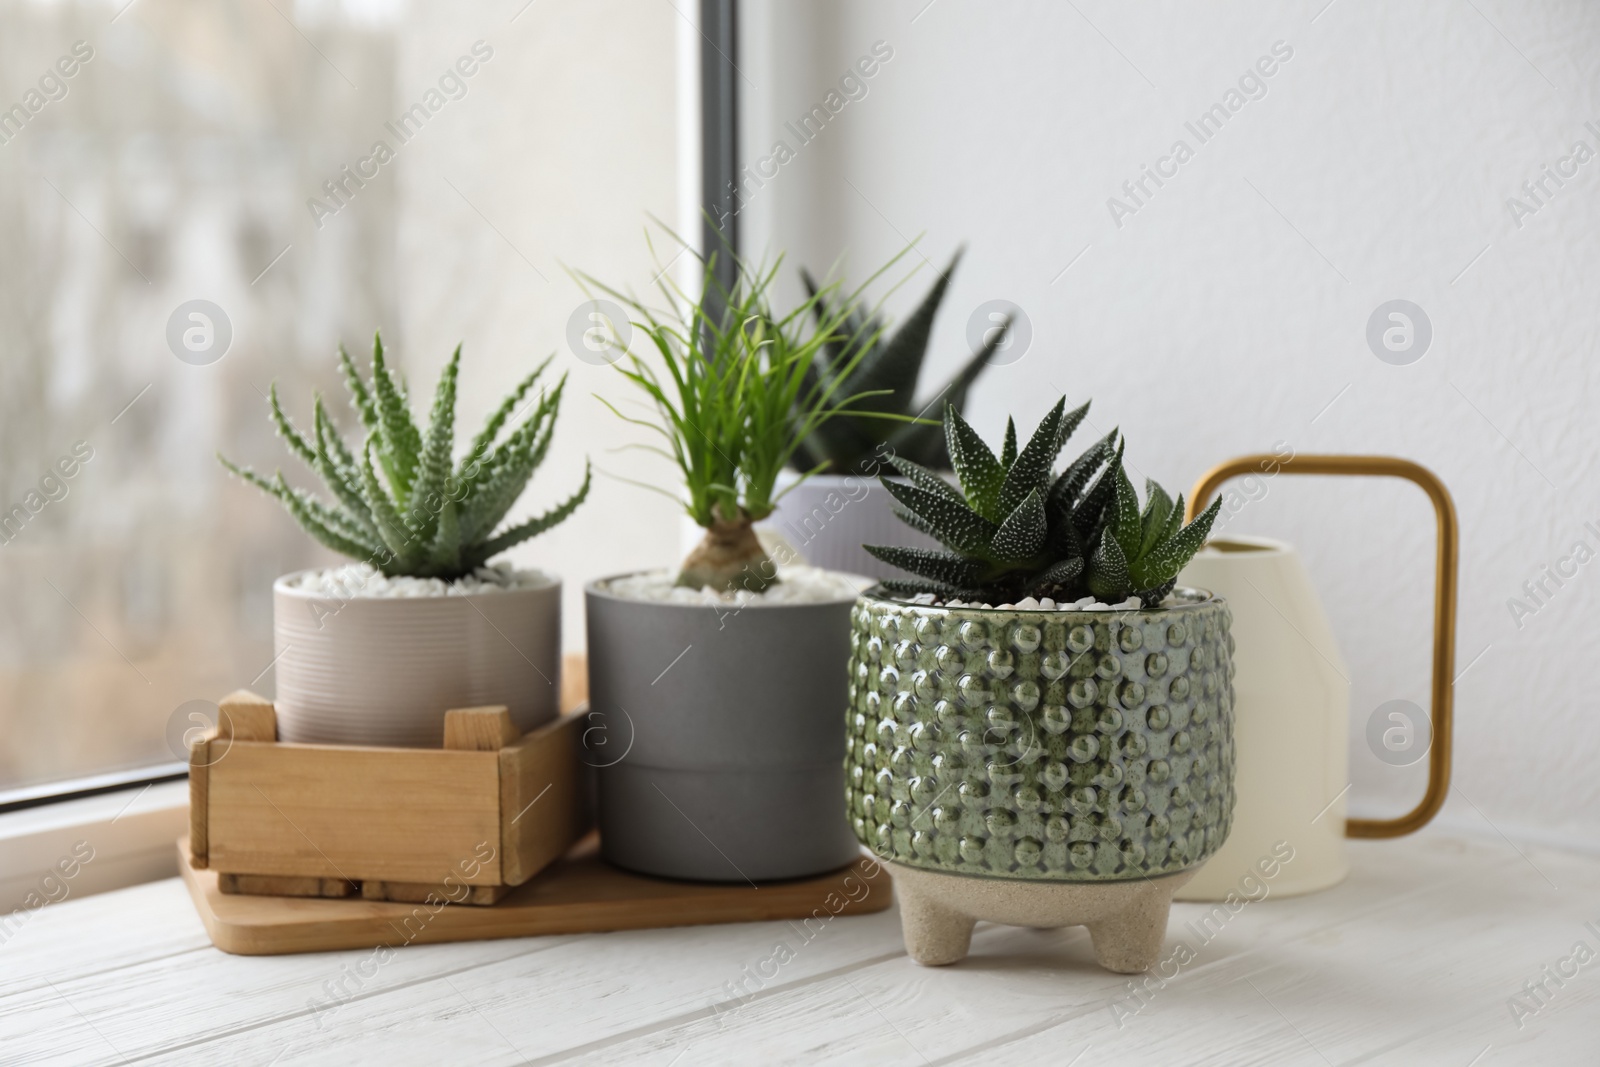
0, 0, 682, 794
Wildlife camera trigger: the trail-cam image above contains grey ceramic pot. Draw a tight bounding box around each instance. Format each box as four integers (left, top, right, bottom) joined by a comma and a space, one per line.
760, 472, 941, 579
586, 574, 863, 881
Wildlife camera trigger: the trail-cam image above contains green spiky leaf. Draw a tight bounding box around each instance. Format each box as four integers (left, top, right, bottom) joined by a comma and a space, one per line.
1086, 531, 1131, 601
1074, 439, 1126, 542
945, 406, 1006, 521
1140, 480, 1174, 557
990, 487, 1047, 562
1110, 464, 1142, 563
881, 478, 997, 555
1135, 495, 1222, 586
1048, 428, 1117, 520
998, 398, 1065, 518
884, 454, 967, 507
863, 545, 984, 587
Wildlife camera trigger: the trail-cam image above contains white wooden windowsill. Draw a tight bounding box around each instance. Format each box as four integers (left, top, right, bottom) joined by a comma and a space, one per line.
0, 781, 187, 914
0, 828, 1594, 1065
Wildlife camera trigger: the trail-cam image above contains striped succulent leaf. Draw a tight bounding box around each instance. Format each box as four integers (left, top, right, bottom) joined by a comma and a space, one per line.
219, 333, 589, 581
868, 397, 1220, 606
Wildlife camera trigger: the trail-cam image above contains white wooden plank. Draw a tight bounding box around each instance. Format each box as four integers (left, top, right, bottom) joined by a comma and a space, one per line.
127, 911, 912, 1066
3, 831, 1598, 1066
515, 835, 1600, 1065
0, 879, 210, 999
0, 935, 580, 1066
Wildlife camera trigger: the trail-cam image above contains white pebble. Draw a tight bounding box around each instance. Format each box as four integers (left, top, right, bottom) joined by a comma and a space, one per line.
1015, 597, 1040, 609
288, 561, 554, 599
1111, 597, 1143, 610
604, 566, 870, 604
1039, 598, 1056, 609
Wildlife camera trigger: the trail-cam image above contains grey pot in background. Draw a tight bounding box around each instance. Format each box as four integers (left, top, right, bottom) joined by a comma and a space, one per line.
759, 472, 941, 579
585, 575, 862, 881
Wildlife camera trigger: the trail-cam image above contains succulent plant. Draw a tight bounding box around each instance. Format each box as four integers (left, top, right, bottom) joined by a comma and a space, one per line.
789, 250, 1007, 475
219, 333, 590, 581
866, 398, 1221, 606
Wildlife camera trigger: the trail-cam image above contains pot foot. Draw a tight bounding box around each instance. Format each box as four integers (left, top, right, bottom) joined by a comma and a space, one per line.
886, 862, 1194, 974
897, 880, 977, 966
1086, 886, 1175, 974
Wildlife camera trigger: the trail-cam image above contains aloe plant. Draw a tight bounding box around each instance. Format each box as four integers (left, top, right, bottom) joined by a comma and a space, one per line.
867, 398, 1221, 605
789, 249, 1006, 474
219, 333, 590, 581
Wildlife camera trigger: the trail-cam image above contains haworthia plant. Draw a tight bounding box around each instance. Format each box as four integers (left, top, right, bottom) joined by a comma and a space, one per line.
866, 398, 1221, 605
788, 250, 1007, 474
219, 333, 590, 580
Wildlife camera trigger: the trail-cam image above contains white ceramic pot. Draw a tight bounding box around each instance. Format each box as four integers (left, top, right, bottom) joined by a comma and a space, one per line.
1173, 537, 1350, 900
756, 472, 941, 578
272, 570, 562, 747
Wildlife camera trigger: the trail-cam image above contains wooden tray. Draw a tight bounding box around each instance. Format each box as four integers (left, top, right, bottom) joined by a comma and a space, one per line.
179, 835, 893, 955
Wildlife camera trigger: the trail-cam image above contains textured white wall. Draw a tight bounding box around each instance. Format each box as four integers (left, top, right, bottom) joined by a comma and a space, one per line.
741, 0, 1600, 850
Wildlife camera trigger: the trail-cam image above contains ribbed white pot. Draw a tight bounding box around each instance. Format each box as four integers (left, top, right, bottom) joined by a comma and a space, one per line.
272, 570, 562, 747
758, 472, 942, 579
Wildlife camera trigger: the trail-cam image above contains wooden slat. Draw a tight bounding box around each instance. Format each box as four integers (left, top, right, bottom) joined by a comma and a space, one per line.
499, 708, 590, 886
360, 881, 512, 906
218, 873, 356, 898
443, 706, 520, 751
205, 742, 502, 885
217, 690, 276, 742
187, 735, 210, 869
179, 836, 890, 955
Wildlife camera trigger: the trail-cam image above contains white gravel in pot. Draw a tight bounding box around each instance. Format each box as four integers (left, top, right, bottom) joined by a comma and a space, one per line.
285, 561, 557, 598
604, 565, 870, 605
899, 592, 1156, 611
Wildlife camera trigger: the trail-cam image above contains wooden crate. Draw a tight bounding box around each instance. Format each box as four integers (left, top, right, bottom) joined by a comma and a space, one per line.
188, 691, 591, 906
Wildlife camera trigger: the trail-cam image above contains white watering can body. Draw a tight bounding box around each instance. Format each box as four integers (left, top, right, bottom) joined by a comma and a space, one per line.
1175, 537, 1351, 899
1169, 455, 1459, 903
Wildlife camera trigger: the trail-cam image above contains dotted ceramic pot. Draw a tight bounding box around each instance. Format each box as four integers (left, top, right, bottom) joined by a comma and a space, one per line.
844, 588, 1236, 882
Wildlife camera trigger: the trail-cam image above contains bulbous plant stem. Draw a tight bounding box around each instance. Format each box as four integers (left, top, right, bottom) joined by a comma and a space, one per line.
676, 516, 779, 594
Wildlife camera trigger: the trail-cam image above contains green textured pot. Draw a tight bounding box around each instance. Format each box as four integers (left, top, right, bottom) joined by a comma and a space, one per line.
844, 588, 1238, 970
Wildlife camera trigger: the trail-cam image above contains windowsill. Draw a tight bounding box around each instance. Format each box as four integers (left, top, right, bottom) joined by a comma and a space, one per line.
0, 779, 188, 912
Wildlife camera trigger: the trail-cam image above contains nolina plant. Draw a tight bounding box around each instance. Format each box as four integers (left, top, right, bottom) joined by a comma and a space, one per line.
867, 398, 1221, 605
219, 334, 590, 581
587, 239, 909, 593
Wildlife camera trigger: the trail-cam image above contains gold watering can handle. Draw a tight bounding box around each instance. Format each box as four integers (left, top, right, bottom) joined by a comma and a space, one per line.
1186, 455, 1458, 840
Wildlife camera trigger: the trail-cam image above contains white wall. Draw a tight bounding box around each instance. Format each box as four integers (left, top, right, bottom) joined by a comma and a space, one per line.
740, 0, 1600, 849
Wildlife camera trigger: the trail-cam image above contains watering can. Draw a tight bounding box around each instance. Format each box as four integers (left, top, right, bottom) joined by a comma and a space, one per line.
1172, 455, 1458, 901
